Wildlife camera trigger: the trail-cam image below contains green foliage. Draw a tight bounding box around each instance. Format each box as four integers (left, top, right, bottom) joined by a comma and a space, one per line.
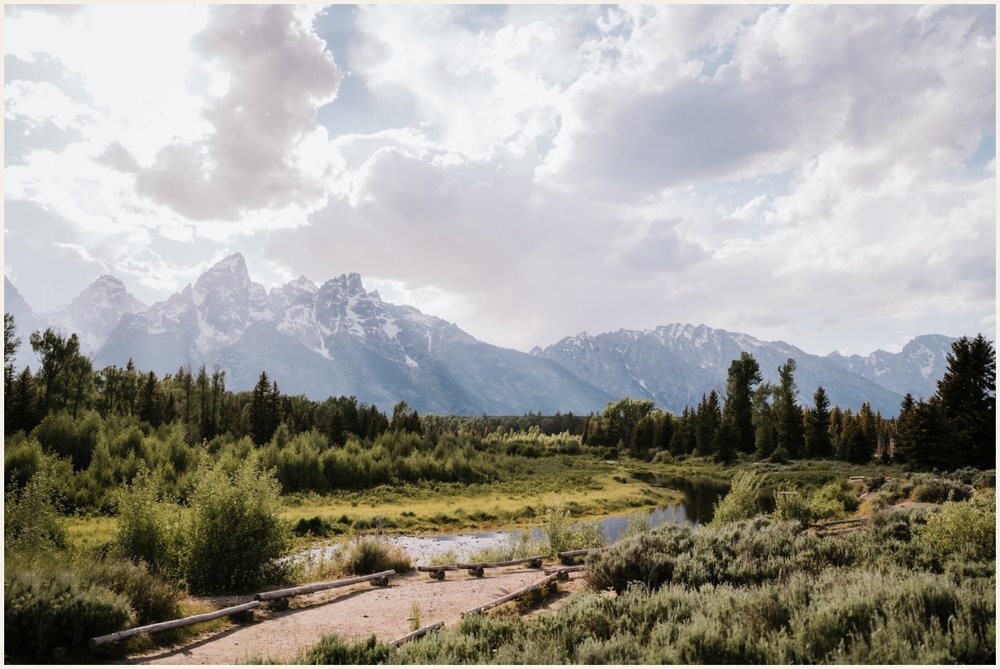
293, 633, 393, 664
343, 536, 412, 575
113, 467, 172, 573
178, 460, 289, 593
710, 469, 765, 525
4, 470, 67, 554
540, 505, 606, 554
773, 490, 813, 524
807, 479, 860, 520
4, 562, 133, 661
914, 492, 996, 568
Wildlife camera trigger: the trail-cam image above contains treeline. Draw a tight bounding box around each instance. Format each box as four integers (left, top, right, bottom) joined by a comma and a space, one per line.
4, 315, 995, 500
581, 339, 995, 471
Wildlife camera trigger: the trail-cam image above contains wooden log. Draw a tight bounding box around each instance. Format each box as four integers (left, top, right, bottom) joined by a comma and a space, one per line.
462, 573, 561, 616
456, 555, 547, 570
811, 516, 868, 529
390, 621, 445, 647
544, 564, 589, 579
817, 526, 866, 537
89, 600, 261, 648
254, 570, 396, 602
417, 565, 458, 580
558, 547, 608, 564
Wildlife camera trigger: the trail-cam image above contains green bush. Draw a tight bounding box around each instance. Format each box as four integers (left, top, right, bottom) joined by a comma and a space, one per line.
4, 561, 133, 660
113, 467, 172, 573
541, 505, 606, 554
773, 490, 813, 524
914, 492, 995, 568
293, 634, 393, 664
344, 537, 412, 575
176, 459, 289, 593
806, 479, 860, 520
4, 471, 67, 554
910, 478, 972, 504
711, 469, 766, 525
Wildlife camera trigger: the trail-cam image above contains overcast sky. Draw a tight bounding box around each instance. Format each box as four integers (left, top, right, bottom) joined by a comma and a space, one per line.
3, 3, 996, 356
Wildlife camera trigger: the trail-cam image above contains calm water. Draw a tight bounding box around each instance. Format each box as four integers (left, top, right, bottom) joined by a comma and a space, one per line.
299, 475, 732, 565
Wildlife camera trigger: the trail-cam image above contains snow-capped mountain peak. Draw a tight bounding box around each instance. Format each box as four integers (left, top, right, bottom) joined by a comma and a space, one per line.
44, 274, 147, 354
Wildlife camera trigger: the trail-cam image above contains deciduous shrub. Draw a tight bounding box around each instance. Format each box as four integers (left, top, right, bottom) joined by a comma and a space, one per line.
4, 562, 133, 661
293, 634, 393, 664
914, 491, 995, 568
710, 469, 766, 525
178, 460, 289, 593
541, 505, 606, 554
4, 470, 66, 553
344, 537, 412, 575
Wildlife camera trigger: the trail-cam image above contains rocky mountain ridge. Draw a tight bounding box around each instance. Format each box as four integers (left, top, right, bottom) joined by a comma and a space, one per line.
5, 257, 959, 415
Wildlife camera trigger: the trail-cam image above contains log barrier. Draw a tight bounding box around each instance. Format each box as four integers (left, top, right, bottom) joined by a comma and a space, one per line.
558, 547, 609, 564
254, 569, 395, 601
462, 573, 561, 616
90, 569, 397, 647
89, 601, 261, 648
390, 621, 445, 647
417, 565, 459, 580
543, 564, 588, 580
456, 555, 546, 577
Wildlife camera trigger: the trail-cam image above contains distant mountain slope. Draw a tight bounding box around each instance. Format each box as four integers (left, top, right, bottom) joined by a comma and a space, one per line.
825, 334, 956, 401
531, 324, 948, 415
7, 259, 960, 417
44, 275, 146, 354
95, 254, 613, 414
4, 277, 46, 370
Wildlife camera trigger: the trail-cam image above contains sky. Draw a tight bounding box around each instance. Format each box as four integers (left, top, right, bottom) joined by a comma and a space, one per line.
3, 2, 996, 356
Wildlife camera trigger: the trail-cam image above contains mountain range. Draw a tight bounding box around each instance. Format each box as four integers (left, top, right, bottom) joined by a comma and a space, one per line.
4, 254, 957, 416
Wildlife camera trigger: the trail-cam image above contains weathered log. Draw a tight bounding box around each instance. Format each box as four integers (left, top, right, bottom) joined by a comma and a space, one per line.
417, 565, 458, 580
462, 573, 561, 616
558, 547, 608, 564
544, 564, 589, 579
456, 555, 547, 571
816, 526, 866, 537
390, 621, 445, 647
89, 600, 261, 648
811, 516, 869, 529
254, 570, 396, 602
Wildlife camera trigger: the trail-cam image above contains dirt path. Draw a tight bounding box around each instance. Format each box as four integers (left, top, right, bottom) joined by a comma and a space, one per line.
130, 568, 586, 664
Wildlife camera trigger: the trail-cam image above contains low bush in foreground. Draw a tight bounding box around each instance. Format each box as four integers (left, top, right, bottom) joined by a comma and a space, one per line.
343, 536, 412, 575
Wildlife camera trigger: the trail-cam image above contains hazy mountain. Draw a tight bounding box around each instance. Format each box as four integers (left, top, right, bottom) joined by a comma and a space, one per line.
44, 275, 146, 354
8, 259, 961, 417
95, 254, 613, 414
825, 334, 956, 401
531, 324, 953, 415
3, 277, 46, 370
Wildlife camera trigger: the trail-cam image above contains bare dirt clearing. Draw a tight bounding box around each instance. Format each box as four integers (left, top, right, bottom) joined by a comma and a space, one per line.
129, 568, 586, 664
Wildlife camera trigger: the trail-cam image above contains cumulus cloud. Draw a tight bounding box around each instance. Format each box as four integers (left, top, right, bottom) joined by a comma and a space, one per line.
135, 5, 342, 221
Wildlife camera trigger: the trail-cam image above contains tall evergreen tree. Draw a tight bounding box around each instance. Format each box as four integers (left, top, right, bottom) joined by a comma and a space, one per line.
722, 352, 762, 454
773, 359, 805, 458
935, 334, 995, 468
250, 371, 276, 445
694, 391, 722, 456
805, 386, 833, 457
752, 383, 777, 458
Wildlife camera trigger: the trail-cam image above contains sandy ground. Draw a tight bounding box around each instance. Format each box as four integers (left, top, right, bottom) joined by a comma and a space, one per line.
129, 568, 586, 665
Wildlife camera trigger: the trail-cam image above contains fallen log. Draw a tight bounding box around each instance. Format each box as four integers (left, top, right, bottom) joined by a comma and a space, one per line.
544, 564, 589, 579
457, 555, 546, 576
811, 516, 868, 529
417, 565, 459, 580
816, 526, 866, 537
558, 547, 608, 564
390, 621, 445, 647
462, 573, 560, 616
90, 600, 261, 648
254, 570, 396, 602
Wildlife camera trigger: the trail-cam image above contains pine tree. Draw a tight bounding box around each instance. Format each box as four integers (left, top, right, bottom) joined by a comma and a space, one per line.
694, 391, 722, 457
935, 334, 995, 468
805, 386, 833, 457
722, 352, 762, 453
774, 359, 805, 458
